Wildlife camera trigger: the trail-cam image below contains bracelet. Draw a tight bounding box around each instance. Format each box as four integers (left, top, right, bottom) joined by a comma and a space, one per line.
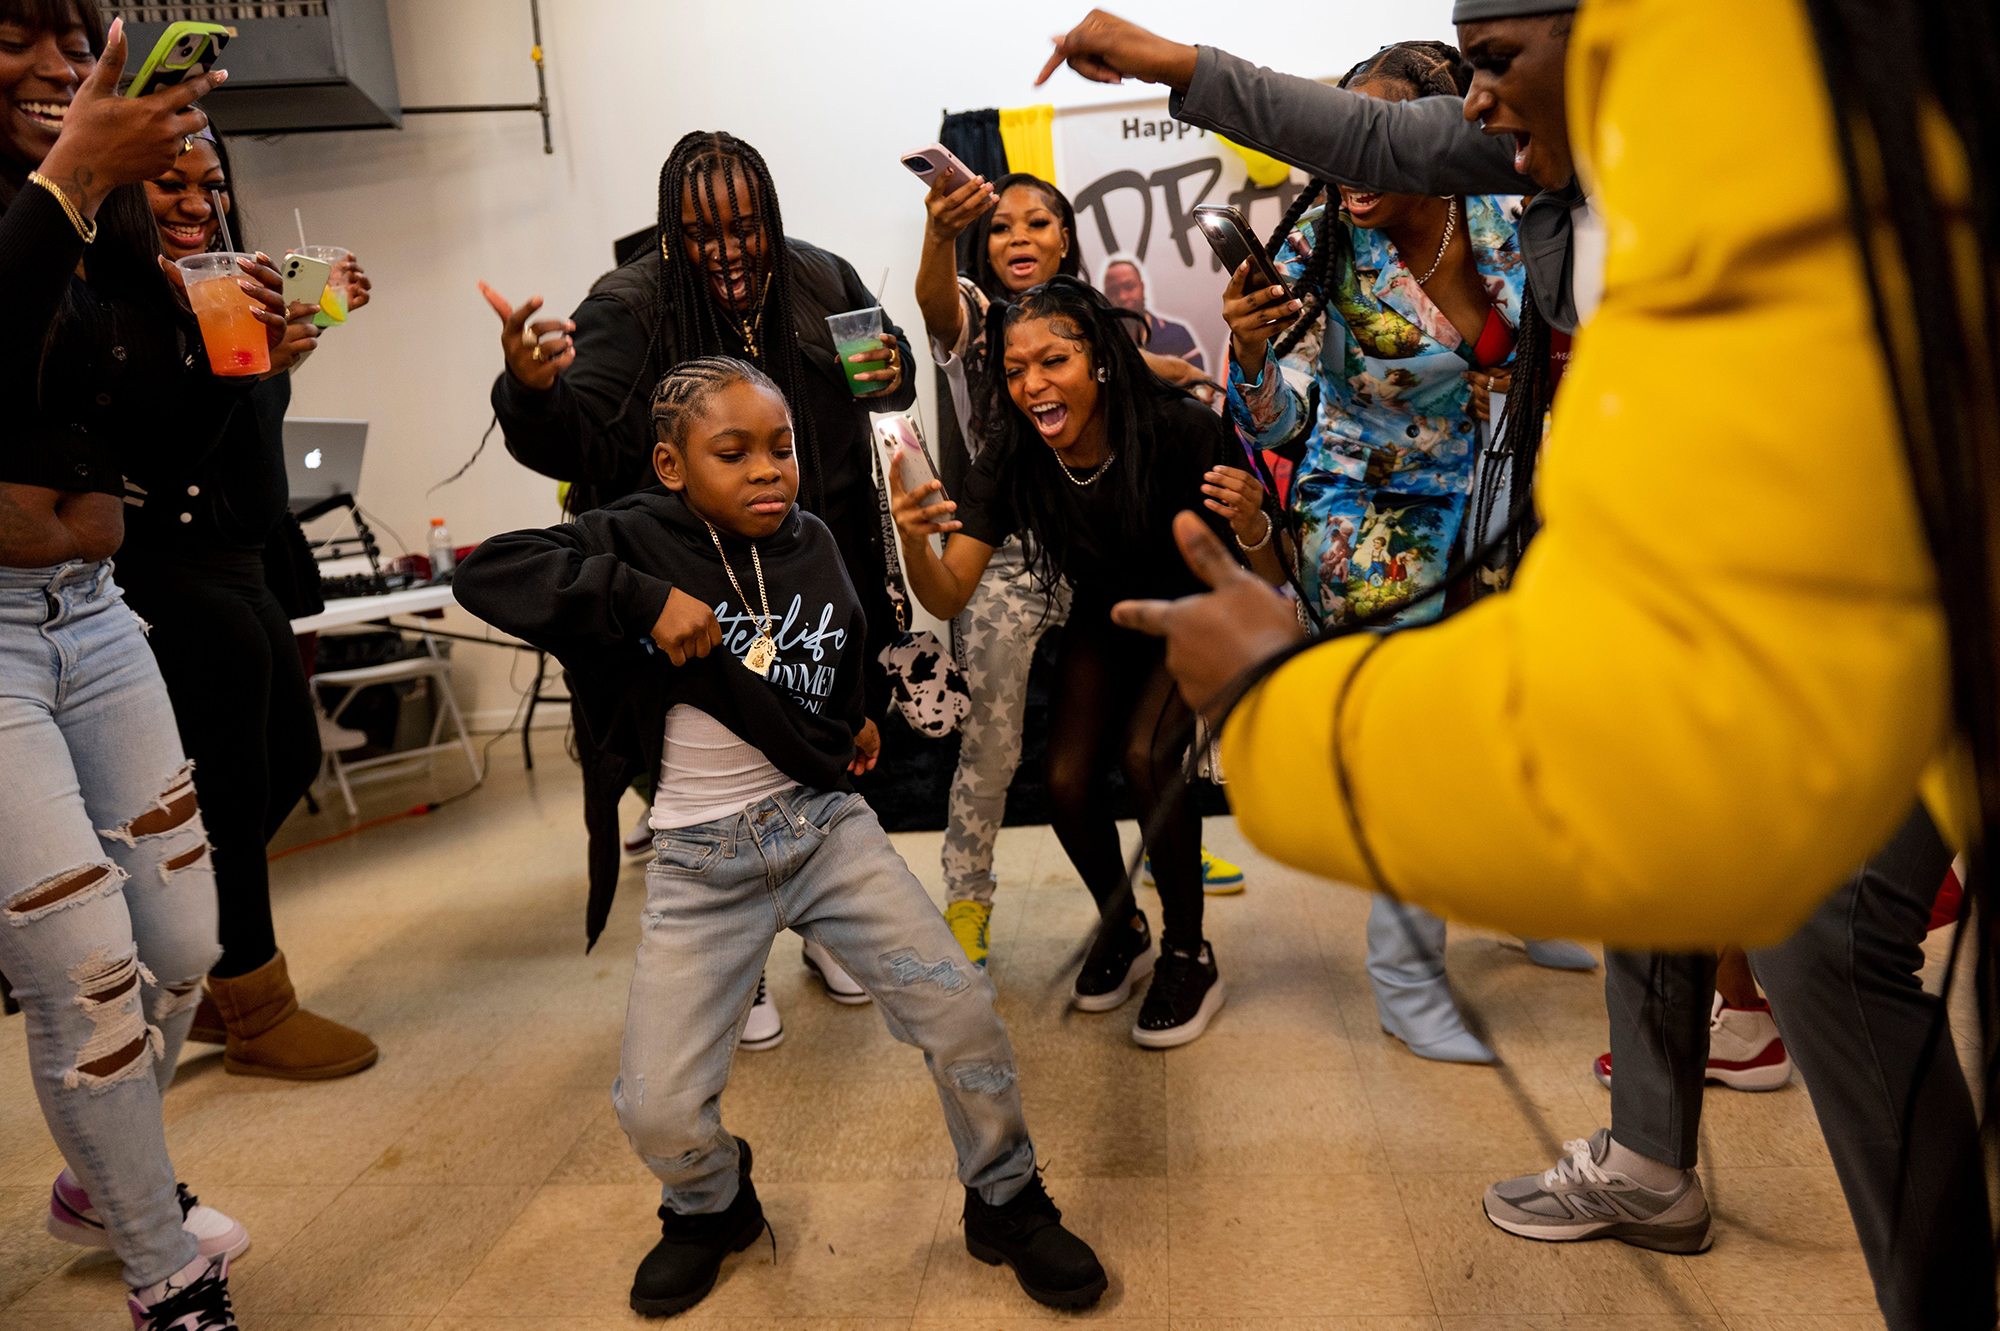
28, 172, 96, 244
1235, 512, 1274, 553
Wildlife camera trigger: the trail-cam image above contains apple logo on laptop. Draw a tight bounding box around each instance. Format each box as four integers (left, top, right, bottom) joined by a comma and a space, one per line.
304, 448, 322, 469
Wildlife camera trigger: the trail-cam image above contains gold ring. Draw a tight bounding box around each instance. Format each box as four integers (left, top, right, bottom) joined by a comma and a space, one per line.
181, 135, 195, 154
530, 345, 545, 363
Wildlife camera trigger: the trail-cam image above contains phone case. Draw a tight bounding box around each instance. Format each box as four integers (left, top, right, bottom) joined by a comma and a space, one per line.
900, 143, 973, 187
124, 22, 232, 98
280, 254, 333, 309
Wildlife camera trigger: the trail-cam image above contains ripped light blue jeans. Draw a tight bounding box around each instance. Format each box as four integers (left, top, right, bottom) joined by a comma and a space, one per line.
615, 785, 1036, 1214
0, 562, 220, 1287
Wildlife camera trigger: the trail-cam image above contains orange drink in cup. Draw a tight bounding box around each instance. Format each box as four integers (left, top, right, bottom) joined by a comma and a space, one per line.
176, 253, 270, 376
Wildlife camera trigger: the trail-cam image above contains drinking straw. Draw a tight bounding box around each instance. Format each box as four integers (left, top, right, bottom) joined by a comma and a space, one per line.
875, 266, 889, 303
212, 189, 235, 254
295, 207, 308, 252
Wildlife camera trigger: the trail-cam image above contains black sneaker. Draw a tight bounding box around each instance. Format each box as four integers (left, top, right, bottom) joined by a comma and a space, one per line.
964, 1173, 1107, 1309
1132, 941, 1226, 1048
630, 1136, 766, 1317
1071, 911, 1153, 1012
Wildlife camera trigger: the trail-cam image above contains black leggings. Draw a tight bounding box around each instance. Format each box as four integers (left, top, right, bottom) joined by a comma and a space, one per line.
1043, 607, 1204, 952
121, 551, 321, 978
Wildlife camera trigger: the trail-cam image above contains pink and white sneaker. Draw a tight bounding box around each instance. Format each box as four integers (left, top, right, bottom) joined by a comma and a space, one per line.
50, 1169, 250, 1263
1593, 993, 1792, 1092
128, 1253, 235, 1330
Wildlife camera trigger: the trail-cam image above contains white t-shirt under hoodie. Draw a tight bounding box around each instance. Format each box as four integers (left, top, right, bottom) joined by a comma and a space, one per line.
650, 704, 796, 830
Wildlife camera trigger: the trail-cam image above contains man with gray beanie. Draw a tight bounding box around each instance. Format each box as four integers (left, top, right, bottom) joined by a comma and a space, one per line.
1033, 11, 1996, 1326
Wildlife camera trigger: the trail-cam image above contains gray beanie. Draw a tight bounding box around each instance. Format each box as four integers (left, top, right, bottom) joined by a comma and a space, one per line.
1451, 0, 1578, 20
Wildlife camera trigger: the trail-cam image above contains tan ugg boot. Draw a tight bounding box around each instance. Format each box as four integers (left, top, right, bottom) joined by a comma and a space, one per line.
205, 951, 378, 1080
187, 991, 225, 1044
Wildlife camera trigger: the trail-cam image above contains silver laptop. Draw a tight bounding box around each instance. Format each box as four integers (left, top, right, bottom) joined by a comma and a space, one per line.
284, 419, 368, 512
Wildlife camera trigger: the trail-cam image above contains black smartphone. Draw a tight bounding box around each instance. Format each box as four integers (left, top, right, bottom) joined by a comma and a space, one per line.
1192, 204, 1292, 297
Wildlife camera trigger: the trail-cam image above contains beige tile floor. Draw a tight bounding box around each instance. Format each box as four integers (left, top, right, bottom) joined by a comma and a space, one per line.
0, 745, 1932, 1329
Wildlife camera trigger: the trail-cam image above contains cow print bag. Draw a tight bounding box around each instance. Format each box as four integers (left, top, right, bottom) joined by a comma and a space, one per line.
871, 414, 972, 738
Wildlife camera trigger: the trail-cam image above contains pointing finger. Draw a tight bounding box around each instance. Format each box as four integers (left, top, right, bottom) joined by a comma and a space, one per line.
1111, 598, 1174, 637
1173, 510, 1245, 590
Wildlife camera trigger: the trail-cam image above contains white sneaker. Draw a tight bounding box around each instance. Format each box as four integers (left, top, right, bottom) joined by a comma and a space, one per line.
802, 938, 871, 1005
49, 1170, 250, 1263
738, 971, 783, 1050
129, 1252, 235, 1330
624, 811, 655, 860
1592, 992, 1792, 1092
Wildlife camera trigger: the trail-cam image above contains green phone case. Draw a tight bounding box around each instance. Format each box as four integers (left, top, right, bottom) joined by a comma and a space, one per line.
124, 21, 233, 99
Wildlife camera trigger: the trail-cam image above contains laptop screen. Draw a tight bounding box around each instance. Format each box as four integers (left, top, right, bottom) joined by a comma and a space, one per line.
284, 419, 368, 513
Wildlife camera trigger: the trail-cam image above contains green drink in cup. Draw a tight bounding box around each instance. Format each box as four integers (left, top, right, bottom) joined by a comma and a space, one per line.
826, 306, 888, 396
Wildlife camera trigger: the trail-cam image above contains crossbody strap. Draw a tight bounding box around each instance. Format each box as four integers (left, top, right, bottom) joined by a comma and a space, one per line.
869, 426, 911, 634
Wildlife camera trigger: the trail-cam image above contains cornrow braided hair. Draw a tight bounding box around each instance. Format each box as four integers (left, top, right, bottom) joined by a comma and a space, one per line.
649, 355, 783, 453
616, 132, 823, 513
1261, 41, 1472, 367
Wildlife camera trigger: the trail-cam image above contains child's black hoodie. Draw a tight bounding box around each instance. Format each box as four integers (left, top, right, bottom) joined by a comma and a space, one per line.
454, 487, 867, 946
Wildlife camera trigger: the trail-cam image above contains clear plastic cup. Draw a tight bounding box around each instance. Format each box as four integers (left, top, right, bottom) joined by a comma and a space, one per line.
825, 306, 887, 396
176, 252, 270, 377
292, 244, 352, 325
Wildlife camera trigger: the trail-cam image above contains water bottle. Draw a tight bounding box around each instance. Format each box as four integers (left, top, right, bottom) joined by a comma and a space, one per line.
427, 518, 455, 580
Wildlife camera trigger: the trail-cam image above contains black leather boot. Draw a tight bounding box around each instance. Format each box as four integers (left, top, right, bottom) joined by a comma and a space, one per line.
963, 1172, 1107, 1309
630, 1137, 764, 1317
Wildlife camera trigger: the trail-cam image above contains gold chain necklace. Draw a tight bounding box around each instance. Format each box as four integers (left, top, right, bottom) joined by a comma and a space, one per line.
1410, 197, 1459, 285
1055, 449, 1116, 487
703, 520, 778, 677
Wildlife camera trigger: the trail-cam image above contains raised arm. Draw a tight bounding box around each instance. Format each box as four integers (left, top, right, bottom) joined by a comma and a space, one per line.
485, 282, 654, 492
914, 168, 997, 355
1035, 11, 1524, 196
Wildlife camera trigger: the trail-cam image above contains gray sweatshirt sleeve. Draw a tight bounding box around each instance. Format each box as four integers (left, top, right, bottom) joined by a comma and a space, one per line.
1171, 46, 1529, 196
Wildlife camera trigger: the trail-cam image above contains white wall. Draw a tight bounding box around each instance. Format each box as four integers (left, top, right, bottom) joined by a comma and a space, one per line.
234, 0, 1452, 729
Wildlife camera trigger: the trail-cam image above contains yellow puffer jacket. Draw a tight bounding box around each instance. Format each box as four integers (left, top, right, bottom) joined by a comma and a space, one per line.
1219, 0, 1954, 948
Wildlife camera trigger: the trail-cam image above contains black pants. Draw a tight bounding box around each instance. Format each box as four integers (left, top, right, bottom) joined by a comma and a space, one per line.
817, 480, 894, 720
120, 549, 321, 978
1043, 605, 1204, 952
1606, 806, 1994, 1331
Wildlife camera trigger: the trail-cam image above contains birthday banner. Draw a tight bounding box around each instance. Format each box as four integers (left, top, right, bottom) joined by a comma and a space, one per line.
1054, 96, 1314, 382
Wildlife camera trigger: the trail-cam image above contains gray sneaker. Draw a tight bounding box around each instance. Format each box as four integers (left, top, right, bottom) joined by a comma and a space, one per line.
1483, 1129, 1712, 1253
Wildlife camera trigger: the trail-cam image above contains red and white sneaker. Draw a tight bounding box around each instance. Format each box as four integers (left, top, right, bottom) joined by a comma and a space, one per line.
1593, 993, 1792, 1092
49, 1169, 250, 1263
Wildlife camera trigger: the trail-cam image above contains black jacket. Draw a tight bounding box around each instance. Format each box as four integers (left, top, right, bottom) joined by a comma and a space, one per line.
454, 489, 867, 947
490, 237, 916, 517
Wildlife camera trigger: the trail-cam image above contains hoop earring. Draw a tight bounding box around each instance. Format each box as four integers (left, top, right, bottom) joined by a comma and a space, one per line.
1096, 365, 1108, 383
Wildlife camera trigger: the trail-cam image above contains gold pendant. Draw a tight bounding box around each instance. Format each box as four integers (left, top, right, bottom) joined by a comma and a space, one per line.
743, 634, 777, 678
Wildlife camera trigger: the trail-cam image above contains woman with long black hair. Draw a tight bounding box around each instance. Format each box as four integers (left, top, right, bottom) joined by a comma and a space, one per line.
891, 276, 1283, 1046
114, 124, 380, 1080
915, 170, 1251, 972
483, 131, 912, 1028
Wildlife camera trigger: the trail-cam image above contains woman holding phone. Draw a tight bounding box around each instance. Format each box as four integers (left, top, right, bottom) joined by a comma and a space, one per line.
913, 169, 1251, 973
1219, 41, 1595, 1065
117, 123, 382, 1082
892, 277, 1283, 1047
0, 3, 280, 1322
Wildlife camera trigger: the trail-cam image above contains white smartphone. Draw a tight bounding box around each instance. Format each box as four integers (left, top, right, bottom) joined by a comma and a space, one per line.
875, 415, 944, 498
900, 142, 976, 188
278, 252, 333, 310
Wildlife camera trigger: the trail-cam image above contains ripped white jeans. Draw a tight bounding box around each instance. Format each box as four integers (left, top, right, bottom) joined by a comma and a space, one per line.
0, 560, 220, 1288
615, 785, 1036, 1215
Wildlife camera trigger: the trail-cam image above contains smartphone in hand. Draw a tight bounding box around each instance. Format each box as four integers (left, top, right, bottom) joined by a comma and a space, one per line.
901, 143, 976, 189
1193, 204, 1293, 297
279, 252, 333, 310
124, 22, 233, 99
